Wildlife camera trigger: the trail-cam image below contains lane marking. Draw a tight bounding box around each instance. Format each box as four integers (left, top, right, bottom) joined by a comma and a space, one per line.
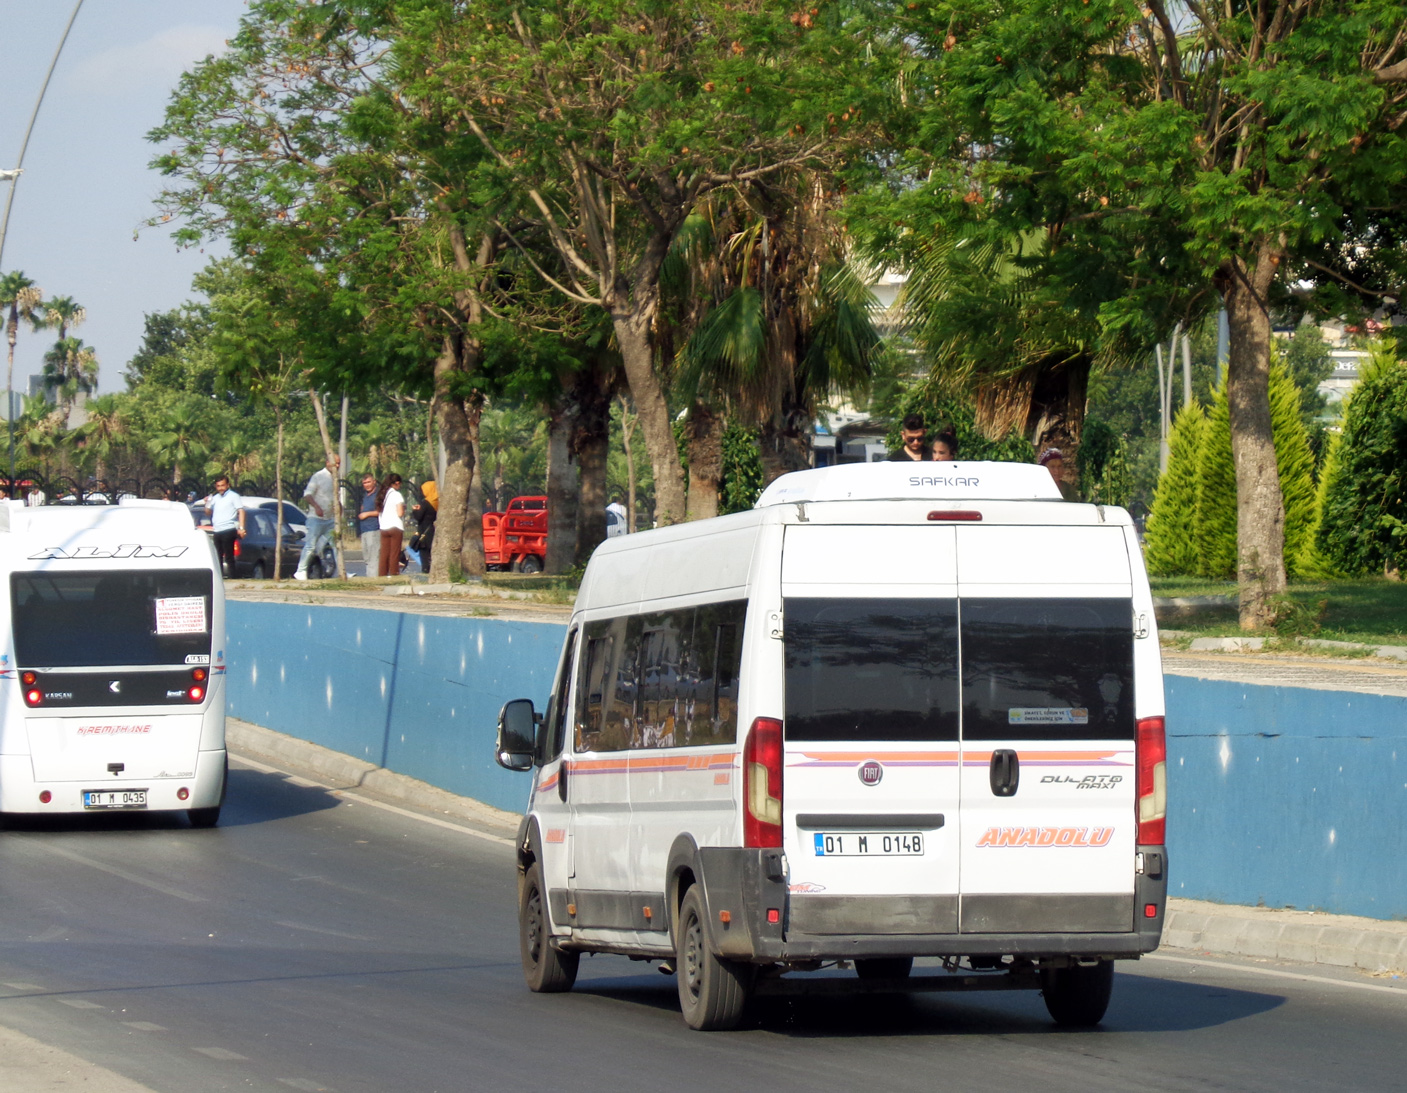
2, 982, 42, 991
58, 998, 104, 1009
123, 1021, 168, 1031
233, 753, 514, 847
31, 842, 205, 904
193, 1047, 248, 1061
1146, 953, 1407, 996
278, 1080, 333, 1091
273, 921, 372, 942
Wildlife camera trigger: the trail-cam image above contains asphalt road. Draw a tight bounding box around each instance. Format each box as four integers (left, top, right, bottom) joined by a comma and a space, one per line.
1, 759, 1403, 1093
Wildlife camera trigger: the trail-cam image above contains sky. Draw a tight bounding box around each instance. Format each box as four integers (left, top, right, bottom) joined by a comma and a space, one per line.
0, 0, 250, 404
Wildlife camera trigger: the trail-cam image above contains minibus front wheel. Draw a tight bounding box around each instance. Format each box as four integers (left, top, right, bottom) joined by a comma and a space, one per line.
519, 861, 578, 992
675, 886, 753, 1030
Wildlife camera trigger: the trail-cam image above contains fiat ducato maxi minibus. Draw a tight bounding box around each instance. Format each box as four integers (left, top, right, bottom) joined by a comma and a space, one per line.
0, 500, 228, 827
495, 462, 1166, 1029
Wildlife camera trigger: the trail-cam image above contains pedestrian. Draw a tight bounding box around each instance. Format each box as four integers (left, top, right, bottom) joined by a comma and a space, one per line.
376, 473, 405, 577
1038, 447, 1082, 502
409, 480, 438, 574
931, 424, 959, 461
356, 472, 380, 577
887, 413, 930, 462
202, 474, 247, 577
294, 454, 340, 581
606, 495, 628, 538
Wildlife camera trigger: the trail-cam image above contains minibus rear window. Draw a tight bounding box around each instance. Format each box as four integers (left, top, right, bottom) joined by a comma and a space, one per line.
960, 598, 1134, 741
784, 598, 959, 742
12, 569, 213, 668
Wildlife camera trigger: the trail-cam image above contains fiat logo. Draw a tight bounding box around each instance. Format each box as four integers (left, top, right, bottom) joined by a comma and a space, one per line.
858, 760, 883, 787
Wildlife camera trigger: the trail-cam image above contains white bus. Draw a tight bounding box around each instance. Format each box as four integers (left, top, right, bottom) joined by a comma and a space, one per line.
0, 500, 228, 827
497, 461, 1166, 1029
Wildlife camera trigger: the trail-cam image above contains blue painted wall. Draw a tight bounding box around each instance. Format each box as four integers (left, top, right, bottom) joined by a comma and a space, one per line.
225, 601, 563, 813
1164, 676, 1407, 921
225, 602, 1407, 920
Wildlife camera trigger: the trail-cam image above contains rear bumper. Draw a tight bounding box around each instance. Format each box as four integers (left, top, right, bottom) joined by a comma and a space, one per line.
693, 845, 1168, 964
0, 748, 227, 814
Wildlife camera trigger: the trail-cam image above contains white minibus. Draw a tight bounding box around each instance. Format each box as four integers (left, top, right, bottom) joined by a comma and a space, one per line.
496, 462, 1166, 1029
0, 500, 227, 827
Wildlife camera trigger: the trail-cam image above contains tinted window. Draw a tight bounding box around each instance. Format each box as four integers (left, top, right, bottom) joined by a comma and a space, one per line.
12, 569, 214, 668
541, 629, 577, 762
574, 601, 747, 752
784, 598, 959, 742
960, 598, 1134, 741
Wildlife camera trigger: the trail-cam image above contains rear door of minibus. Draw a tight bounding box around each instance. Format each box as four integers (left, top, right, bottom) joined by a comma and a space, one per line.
955, 523, 1138, 935
780, 523, 961, 937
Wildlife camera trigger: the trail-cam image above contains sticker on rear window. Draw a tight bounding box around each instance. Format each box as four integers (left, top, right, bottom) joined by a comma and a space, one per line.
1008, 707, 1089, 725
154, 596, 207, 635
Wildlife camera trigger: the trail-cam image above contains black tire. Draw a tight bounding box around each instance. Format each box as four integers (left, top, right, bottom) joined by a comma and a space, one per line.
1041, 960, 1114, 1026
676, 886, 752, 1030
307, 557, 324, 580
321, 549, 337, 578
251, 561, 267, 580
855, 957, 914, 980
188, 805, 221, 828
516, 554, 544, 574
519, 861, 578, 992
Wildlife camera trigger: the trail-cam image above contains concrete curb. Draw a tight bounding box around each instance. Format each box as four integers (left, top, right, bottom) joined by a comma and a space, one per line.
226, 719, 521, 838
1164, 899, 1407, 976
227, 719, 1407, 978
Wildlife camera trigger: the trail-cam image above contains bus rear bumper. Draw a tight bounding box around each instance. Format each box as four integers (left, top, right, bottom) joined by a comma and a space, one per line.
0, 748, 227, 814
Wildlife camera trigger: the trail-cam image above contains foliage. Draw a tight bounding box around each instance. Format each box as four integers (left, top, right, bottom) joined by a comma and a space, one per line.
878, 381, 1033, 463
1144, 405, 1206, 577
1316, 344, 1407, 576
719, 422, 766, 515
1193, 389, 1239, 580
1269, 366, 1319, 576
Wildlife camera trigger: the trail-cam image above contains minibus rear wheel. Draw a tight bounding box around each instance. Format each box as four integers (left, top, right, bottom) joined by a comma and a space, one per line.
1041, 959, 1114, 1026
675, 886, 753, 1030
519, 861, 578, 992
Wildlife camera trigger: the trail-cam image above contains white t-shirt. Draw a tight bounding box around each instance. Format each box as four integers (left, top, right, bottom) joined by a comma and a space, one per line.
379, 488, 404, 531
304, 466, 335, 518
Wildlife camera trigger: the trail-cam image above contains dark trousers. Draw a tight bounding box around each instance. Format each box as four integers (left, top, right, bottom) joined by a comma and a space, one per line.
378, 529, 403, 576
212, 529, 238, 576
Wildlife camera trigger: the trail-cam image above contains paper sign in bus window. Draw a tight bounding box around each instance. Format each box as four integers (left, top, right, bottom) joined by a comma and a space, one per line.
154, 596, 207, 635
1008, 707, 1089, 725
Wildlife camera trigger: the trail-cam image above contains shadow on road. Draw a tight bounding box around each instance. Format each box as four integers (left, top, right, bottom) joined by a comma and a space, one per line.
573, 966, 1284, 1036
0, 765, 342, 833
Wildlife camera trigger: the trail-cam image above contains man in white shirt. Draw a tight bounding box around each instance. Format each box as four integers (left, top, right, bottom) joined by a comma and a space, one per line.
294, 455, 339, 581
202, 475, 247, 577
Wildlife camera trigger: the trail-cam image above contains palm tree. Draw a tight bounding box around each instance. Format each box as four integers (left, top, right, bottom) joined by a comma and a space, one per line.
1, 271, 45, 478
75, 393, 126, 480
41, 336, 98, 421
14, 394, 61, 476
147, 398, 212, 485
669, 178, 881, 492
41, 295, 85, 341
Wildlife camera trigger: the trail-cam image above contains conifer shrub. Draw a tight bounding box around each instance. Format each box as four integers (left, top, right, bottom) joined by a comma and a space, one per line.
1143, 404, 1205, 577
1315, 344, 1407, 576
1193, 388, 1238, 578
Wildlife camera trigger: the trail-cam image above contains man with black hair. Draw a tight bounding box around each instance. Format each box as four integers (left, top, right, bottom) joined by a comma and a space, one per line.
887, 413, 930, 461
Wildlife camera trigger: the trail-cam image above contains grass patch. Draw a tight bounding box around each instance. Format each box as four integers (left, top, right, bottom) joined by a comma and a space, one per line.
1149, 578, 1236, 599
1158, 578, 1407, 648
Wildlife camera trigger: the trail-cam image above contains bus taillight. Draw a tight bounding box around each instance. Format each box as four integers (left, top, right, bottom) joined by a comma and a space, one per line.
743, 717, 784, 848
192, 667, 208, 683
23, 674, 42, 706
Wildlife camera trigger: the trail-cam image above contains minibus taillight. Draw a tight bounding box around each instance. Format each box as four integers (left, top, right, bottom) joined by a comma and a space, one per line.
22, 672, 41, 706
1136, 716, 1167, 845
743, 717, 784, 849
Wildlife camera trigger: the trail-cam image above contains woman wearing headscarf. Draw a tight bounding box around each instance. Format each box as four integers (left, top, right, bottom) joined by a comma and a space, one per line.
409, 480, 438, 574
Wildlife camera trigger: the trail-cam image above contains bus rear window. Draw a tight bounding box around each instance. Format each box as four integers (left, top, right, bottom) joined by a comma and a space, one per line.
11, 569, 214, 668
784, 598, 959, 742
960, 598, 1134, 741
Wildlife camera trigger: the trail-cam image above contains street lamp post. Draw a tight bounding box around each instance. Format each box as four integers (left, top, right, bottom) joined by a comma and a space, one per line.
0, 0, 87, 488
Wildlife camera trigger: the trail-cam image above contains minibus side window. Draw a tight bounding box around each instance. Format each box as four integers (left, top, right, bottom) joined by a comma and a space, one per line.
959, 598, 1134, 741
691, 602, 745, 747
637, 610, 692, 748
784, 597, 959, 742
541, 629, 577, 762
575, 627, 613, 752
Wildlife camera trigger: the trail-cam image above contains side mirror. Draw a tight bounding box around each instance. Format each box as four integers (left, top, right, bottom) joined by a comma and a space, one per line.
496, 698, 538, 771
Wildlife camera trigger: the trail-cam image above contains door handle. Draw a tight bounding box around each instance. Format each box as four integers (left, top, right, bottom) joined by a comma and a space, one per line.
989, 749, 1019, 797
558, 763, 568, 803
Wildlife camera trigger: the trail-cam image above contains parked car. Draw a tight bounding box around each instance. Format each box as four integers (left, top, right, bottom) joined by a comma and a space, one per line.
187, 499, 337, 579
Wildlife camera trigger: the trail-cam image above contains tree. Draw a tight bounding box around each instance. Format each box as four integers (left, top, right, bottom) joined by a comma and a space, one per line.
396, 0, 887, 524
1315, 344, 1407, 577
881, 1, 1407, 628
41, 295, 85, 342
1, 270, 44, 475
148, 396, 213, 485
41, 336, 98, 420
1144, 405, 1206, 578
